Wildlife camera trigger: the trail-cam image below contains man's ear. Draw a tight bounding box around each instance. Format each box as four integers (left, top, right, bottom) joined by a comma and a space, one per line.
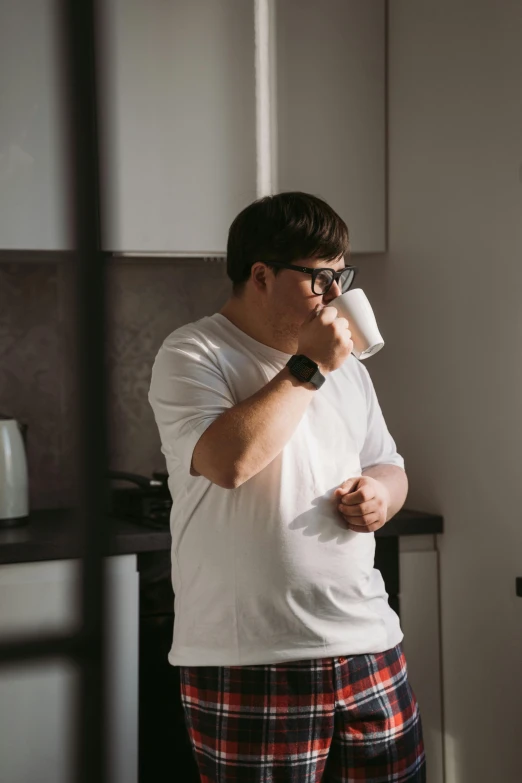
250, 262, 270, 292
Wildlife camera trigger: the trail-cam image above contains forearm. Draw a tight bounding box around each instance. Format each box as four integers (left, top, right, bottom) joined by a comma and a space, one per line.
361, 464, 408, 521
192, 367, 316, 488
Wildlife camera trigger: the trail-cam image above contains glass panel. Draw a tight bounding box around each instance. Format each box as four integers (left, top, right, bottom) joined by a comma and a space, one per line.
0, 560, 79, 637
0, 660, 76, 783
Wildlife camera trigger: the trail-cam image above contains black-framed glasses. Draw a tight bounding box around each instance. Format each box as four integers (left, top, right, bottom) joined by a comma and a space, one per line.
264, 261, 358, 296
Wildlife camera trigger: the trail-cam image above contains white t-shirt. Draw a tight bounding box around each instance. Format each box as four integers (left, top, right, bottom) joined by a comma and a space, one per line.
148, 313, 405, 666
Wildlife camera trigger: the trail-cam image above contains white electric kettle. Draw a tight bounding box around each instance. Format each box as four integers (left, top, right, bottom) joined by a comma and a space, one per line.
0, 415, 29, 527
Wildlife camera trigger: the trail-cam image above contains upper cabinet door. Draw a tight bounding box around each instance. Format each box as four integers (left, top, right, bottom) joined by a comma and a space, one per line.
0, 0, 67, 250
274, 0, 386, 253
103, 0, 257, 255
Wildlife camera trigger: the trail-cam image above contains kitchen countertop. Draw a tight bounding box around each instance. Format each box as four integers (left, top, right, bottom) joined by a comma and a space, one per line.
0, 507, 443, 566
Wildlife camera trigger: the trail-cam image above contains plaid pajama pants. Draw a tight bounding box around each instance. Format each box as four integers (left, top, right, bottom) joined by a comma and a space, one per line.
180, 642, 426, 782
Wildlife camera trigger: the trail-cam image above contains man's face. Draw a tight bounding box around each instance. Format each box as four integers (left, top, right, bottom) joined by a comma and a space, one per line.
262, 255, 346, 343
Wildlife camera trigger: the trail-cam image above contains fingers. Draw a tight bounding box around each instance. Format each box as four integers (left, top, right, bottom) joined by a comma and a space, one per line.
334, 315, 350, 332
338, 498, 378, 517
337, 507, 383, 532
316, 305, 338, 325
338, 487, 375, 506
336, 479, 376, 505
334, 478, 359, 496
320, 307, 350, 332
335, 475, 387, 533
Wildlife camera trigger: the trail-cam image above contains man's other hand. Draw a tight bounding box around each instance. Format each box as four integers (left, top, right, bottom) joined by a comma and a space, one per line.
333, 475, 390, 533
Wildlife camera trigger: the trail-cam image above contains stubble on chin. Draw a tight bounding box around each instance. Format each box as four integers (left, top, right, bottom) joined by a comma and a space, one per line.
266, 309, 302, 352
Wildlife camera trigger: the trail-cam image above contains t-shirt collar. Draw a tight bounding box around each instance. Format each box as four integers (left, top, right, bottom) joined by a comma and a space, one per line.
213, 313, 292, 363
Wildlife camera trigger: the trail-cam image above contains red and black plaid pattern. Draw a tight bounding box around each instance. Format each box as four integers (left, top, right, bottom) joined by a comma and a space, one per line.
180, 643, 425, 782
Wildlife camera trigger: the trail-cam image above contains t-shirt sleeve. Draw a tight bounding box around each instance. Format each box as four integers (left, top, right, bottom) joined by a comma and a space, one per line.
357, 362, 405, 472
148, 337, 235, 476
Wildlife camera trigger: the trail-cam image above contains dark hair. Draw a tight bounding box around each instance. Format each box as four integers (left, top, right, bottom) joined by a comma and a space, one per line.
226, 192, 350, 294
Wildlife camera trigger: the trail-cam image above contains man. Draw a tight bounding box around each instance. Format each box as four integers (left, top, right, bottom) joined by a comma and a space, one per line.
149, 192, 425, 782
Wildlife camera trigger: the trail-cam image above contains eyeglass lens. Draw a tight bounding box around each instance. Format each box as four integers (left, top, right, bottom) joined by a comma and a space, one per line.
313, 268, 354, 295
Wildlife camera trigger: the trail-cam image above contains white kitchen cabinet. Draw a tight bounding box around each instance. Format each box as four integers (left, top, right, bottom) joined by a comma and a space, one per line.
102, 0, 386, 255
0, 0, 67, 250
0, 556, 139, 783
274, 0, 386, 252
0, 1, 385, 255
399, 539, 444, 783
102, 0, 257, 255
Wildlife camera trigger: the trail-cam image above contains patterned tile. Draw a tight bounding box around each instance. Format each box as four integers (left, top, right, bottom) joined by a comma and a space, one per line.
0, 263, 70, 508
0, 259, 231, 508
106, 260, 231, 477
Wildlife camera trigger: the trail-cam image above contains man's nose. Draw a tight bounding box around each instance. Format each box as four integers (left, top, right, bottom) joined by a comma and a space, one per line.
323, 279, 342, 303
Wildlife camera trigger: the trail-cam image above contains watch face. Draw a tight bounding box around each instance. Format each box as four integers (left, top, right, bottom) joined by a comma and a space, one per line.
294, 356, 315, 380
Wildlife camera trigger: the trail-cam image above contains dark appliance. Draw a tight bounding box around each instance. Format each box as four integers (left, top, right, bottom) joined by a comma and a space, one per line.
107, 470, 172, 528
108, 472, 199, 780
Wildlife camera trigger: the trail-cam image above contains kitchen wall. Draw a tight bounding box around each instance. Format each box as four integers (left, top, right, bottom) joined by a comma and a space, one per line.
358, 1, 522, 781
0, 259, 231, 508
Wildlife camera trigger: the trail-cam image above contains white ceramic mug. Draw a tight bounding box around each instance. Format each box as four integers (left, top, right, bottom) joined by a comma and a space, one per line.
329, 288, 384, 360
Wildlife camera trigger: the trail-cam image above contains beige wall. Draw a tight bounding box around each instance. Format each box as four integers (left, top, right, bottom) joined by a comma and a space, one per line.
357, 1, 522, 780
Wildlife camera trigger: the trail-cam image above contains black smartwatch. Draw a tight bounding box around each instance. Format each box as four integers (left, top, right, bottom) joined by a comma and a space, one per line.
286, 354, 326, 390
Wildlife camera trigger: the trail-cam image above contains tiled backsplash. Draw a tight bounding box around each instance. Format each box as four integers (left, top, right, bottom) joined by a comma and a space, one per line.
0, 259, 231, 509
